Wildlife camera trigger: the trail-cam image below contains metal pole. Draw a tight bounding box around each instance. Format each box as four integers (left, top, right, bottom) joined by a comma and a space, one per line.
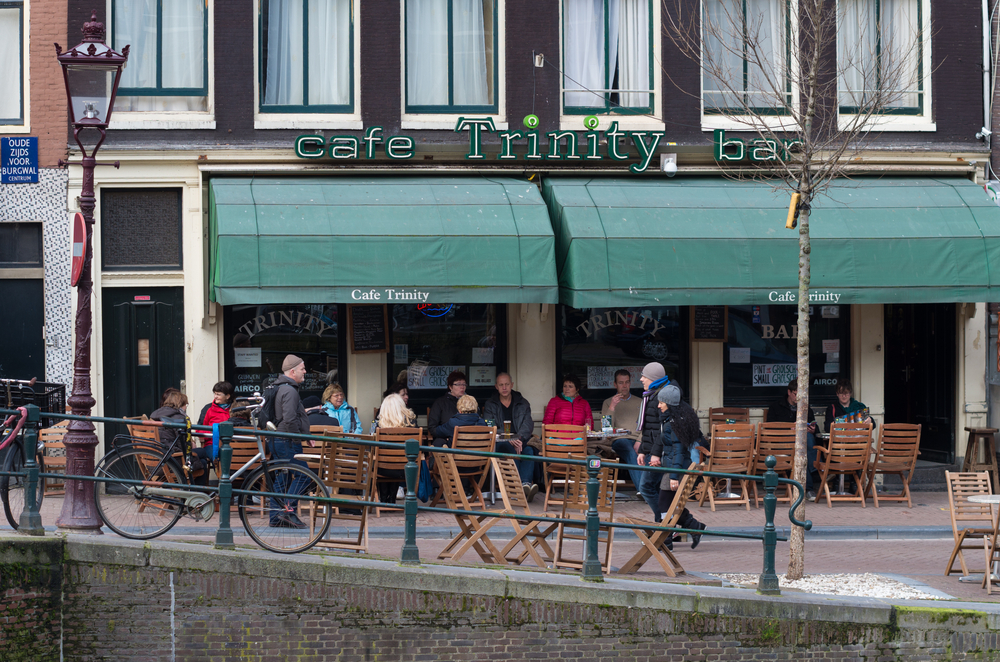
400, 438, 420, 564
757, 455, 781, 595
581, 456, 604, 581
18, 404, 44, 535
214, 423, 235, 549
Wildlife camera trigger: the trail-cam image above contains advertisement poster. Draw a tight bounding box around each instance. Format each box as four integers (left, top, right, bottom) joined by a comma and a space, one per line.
587, 366, 643, 389
469, 365, 496, 386
234, 347, 262, 368
407, 364, 465, 390
752, 363, 797, 387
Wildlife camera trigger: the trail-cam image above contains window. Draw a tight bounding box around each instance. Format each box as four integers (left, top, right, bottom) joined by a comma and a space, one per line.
838, 0, 924, 116
101, 189, 182, 270
0, 223, 41, 267
260, 0, 353, 113
562, 0, 653, 115
702, 0, 790, 115
558, 306, 686, 409
404, 0, 497, 114
112, 0, 208, 112
723, 304, 850, 406
0, 1, 24, 125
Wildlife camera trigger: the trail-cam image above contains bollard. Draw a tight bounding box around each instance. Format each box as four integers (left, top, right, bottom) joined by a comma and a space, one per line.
581, 456, 603, 581
757, 455, 780, 595
400, 438, 420, 565
214, 422, 235, 549
18, 404, 44, 535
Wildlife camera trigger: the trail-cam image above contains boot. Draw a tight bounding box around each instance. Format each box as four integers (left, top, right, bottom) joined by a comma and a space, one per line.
679, 512, 706, 550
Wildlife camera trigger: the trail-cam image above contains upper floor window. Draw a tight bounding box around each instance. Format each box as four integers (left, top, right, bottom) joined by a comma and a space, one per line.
260, 0, 353, 113
838, 0, 924, 116
702, 0, 790, 116
563, 0, 653, 115
112, 0, 208, 112
0, 1, 24, 125
405, 0, 497, 114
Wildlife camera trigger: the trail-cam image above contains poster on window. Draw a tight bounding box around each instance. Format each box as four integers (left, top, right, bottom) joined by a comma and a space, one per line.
587, 366, 644, 389
234, 347, 262, 368
469, 366, 496, 386
752, 363, 797, 387
407, 364, 466, 390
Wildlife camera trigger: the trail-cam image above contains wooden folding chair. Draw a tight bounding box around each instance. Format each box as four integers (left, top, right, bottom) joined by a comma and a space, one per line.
751, 422, 796, 507
540, 424, 587, 510
491, 456, 555, 567
311, 438, 375, 552
864, 423, 921, 507
698, 423, 754, 511
617, 464, 699, 577
552, 456, 618, 573
436, 453, 507, 564
945, 471, 996, 576
373, 428, 423, 517
431, 426, 496, 509
984, 529, 1000, 594
708, 407, 750, 427
813, 422, 872, 507
39, 420, 68, 496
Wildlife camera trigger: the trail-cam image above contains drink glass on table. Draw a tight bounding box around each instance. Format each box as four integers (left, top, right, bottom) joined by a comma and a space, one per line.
503, 420, 512, 435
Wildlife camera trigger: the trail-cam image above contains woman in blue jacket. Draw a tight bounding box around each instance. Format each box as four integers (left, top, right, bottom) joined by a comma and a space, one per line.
321, 383, 364, 433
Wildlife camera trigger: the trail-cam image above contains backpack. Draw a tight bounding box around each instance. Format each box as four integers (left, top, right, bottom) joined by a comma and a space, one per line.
256, 384, 282, 430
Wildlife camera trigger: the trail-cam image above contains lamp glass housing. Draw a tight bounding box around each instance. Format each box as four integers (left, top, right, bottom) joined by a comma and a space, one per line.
64, 59, 121, 127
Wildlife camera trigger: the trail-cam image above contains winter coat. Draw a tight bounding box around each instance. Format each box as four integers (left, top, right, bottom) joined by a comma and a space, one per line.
482, 390, 534, 442
428, 393, 460, 434
542, 396, 594, 429
271, 374, 310, 436
322, 401, 363, 434
824, 398, 876, 433
197, 402, 231, 427
656, 399, 705, 483
434, 412, 487, 444
637, 376, 671, 455
150, 406, 188, 453
767, 396, 816, 426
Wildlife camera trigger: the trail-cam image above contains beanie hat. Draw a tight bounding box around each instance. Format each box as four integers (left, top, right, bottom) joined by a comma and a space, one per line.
282, 354, 304, 372
658, 384, 681, 406
302, 395, 322, 409
641, 362, 666, 381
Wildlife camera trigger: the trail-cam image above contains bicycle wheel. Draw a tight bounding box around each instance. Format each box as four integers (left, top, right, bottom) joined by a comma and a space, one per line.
238, 462, 330, 554
0, 440, 45, 529
94, 446, 186, 539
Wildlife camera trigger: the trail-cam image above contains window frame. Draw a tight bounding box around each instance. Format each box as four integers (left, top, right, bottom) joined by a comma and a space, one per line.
401, 0, 502, 119
0, 0, 27, 130
99, 188, 184, 272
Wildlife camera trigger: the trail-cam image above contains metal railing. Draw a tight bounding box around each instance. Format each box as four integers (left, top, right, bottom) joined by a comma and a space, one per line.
2, 405, 811, 595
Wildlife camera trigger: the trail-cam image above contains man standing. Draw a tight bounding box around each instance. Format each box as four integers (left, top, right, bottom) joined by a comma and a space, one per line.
634, 362, 672, 521
268, 354, 312, 528
601, 370, 656, 512
767, 379, 819, 496
428, 371, 467, 447
483, 373, 539, 501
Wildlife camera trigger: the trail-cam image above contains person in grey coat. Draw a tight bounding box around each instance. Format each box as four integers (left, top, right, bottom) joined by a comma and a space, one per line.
267, 354, 314, 529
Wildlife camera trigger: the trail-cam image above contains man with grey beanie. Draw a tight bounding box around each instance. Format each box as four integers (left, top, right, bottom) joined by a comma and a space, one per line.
633, 362, 672, 522
266, 354, 313, 529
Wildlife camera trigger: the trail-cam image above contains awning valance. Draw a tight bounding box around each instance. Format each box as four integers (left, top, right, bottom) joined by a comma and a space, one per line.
209, 177, 559, 305
542, 177, 1000, 307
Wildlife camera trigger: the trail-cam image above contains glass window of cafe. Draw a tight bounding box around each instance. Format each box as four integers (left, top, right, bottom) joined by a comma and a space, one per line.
558, 306, 688, 409
387, 303, 507, 412
723, 304, 851, 407
223, 304, 345, 400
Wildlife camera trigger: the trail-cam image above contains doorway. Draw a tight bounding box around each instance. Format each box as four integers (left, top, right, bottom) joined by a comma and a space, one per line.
102, 287, 185, 445
884, 303, 956, 463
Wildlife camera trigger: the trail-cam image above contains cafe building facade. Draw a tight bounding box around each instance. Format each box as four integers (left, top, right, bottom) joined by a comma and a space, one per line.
64, 0, 999, 466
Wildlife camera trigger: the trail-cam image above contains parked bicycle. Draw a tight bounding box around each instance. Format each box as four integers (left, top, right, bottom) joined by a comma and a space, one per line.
0, 377, 44, 529
93, 395, 332, 553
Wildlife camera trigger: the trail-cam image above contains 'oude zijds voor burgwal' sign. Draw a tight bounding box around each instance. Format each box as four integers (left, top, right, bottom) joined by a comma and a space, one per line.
1, 137, 38, 184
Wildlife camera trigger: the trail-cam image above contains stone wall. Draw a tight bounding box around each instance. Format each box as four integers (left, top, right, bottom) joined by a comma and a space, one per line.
0, 538, 61, 662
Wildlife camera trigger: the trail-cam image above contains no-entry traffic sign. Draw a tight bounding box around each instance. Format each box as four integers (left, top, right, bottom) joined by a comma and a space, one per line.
70, 212, 86, 287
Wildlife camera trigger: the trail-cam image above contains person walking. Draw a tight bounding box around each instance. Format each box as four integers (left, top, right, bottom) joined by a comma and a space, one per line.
601, 369, 656, 513
634, 362, 672, 521
268, 354, 313, 529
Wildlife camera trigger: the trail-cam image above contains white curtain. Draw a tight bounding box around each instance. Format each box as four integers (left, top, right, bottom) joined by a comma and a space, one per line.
115, 0, 157, 89
407, 0, 449, 106
0, 7, 20, 121
617, 0, 649, 107
308, 0, 351, 106
881, 0, 920, 108
564, 0, 605, 107
703, 0, 784, 111
703, 0, 742, 109
264, 0, 304, 105
452, 0, 490, 105
162, 0, 204, 88
746, 0, 786, 109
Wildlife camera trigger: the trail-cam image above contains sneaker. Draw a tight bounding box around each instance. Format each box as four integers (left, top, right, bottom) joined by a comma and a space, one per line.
690, 521, 706, 550
396, 486, 406, 499
806, 490, 817, 502
522, 483, 539, 502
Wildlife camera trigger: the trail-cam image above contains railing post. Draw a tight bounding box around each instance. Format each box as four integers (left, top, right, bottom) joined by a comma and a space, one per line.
400, 438, 420, 565
581, 456, 604, 581
214, 422, 235, 550
757, 455, 781, 595
18, 404, 44, 535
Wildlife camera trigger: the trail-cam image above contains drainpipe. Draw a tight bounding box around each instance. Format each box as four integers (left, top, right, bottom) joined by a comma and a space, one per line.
978, 0, 992, 151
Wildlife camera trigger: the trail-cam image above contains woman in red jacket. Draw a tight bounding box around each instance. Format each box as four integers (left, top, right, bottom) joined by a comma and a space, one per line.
543, 374, 595, 429
197, 381, 234, 426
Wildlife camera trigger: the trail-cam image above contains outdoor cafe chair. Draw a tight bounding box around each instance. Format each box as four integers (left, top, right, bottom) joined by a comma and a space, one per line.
373, 427, 422, 518
435, 453, 507, 564
40, 420, 68, 496
708, 407, 750, 429
863, 423, 921, 508
311, 437, 375, 553
552, 455, 619, 574
751, 422, 796, 507
813, 422, 872, 507
945, 470, 996, 576
430, 426, 496, 509
540, 424, 587, 510
491, 456, 555, 567
698, 423, 754, 511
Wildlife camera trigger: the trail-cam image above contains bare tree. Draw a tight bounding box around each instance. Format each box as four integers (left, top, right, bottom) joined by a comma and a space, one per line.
664, 0, 924, 579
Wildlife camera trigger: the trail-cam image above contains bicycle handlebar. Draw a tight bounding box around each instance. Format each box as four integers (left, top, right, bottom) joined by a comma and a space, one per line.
0, 377, 36, 387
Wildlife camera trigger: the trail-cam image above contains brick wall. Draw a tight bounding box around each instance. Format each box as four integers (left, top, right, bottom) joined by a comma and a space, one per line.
0, 538, 62, 662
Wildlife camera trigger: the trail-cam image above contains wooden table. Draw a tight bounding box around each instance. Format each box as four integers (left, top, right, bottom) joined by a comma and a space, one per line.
964, 493, 1000, 585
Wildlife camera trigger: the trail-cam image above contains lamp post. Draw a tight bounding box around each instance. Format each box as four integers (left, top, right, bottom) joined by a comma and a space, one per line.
54, 12, 128, 532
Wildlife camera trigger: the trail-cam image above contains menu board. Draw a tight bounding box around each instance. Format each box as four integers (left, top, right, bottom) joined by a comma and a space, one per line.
348, 304, 389, 354
691, 306, 727, 342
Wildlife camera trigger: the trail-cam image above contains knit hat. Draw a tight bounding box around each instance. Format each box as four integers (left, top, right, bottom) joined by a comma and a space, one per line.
641, 362, 666, 381
302, 395, 322, 409
658, 384, 681, 406
282, 354, 304, 372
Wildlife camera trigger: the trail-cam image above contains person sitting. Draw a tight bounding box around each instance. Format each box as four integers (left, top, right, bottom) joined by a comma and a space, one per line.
601, 369, 657, 515
824, 378, 875, 433
303, 395, 340, 428
382, 381, 410, 407
434, 395, 486, 445
376, 393, 417, 429
428, 371, 467, 447
542, 374, 595, 429
767, 379, 820, 495
483, 373, 539, 501
151, 390, 210, 486
197, 381, 234, 426
320, 383, 363, 434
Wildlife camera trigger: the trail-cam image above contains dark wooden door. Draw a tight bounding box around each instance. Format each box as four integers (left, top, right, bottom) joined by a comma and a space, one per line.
0, 279, 44, 380
884, 304, 955, 463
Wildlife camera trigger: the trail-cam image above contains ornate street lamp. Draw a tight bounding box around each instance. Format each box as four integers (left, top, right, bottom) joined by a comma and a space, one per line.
54, 12, 128, 532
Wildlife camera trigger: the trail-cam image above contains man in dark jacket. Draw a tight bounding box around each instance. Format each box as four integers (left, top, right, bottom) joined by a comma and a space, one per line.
268, 354, 313, 529
428, 371, 467, 447
767, 379, 818, 493
482, 373, 539, 499
634, 362, 672, 521
304, 395, 340, 428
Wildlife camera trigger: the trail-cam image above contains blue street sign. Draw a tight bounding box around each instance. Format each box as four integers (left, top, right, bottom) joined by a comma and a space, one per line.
1, 137, 38, 184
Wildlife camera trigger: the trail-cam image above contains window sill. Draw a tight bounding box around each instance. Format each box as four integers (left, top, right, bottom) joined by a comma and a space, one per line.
560, 116, 664, 132
837, 116, 936, 132
0, 123, 30, 134
401, 114, 507, 131
109, 114, 216, 130
701, 116, 800, 132
255, 116, 363, 130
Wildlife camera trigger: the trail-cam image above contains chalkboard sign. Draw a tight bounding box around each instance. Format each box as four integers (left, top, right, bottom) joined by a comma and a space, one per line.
348, 304, 389, 354
691, 306, 728, 342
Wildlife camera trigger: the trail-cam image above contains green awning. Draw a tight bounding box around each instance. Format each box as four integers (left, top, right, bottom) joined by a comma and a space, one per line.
542, 177, 1000, 307
209, 177, 559, 305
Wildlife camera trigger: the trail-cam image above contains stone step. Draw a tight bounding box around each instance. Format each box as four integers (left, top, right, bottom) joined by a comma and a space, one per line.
881, 459, 957, 492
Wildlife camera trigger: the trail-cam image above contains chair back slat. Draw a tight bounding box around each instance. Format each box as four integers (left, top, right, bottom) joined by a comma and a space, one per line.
562, 454, 618, 518
708, 407, 750, 427
318, 440, 374, 493
492, 456, 530, 514
827, 422, 874, 472
873, 424, 921, 468
437, 453, 473, 511
452, 426, 496, 469
708, 423, 755, 473
947, 471, 994, 523
310, 425, 342, 436
754, 422, 796, 473
374, 427, 423, 472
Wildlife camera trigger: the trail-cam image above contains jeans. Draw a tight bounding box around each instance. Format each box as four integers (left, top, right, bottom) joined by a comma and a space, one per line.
495, 440, 537, 484
268, 438, 311, 517
806, 431, 817, 491
611, 437, 659, 518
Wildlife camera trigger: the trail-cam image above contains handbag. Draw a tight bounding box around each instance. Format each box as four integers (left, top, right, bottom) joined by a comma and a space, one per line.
417, 458, 433, 502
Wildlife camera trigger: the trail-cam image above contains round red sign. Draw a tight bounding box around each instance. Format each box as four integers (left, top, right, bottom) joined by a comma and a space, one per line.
70, 212, 86, 287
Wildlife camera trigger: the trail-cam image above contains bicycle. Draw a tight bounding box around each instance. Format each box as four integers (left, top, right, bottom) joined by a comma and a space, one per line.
93, 395, 332, 553
0, 377, 45, 529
